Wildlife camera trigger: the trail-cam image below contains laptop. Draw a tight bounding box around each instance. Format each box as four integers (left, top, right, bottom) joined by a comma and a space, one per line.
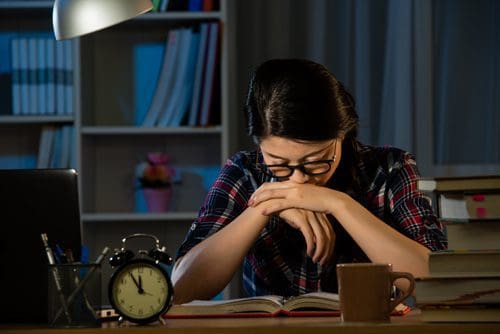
0, 169, 82, 323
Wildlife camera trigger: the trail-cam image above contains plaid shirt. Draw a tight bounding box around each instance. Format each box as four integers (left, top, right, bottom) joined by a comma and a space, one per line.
176, 143, 447, 297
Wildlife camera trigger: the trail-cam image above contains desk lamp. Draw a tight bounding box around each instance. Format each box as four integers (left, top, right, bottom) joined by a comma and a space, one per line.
52, 0, 153, 40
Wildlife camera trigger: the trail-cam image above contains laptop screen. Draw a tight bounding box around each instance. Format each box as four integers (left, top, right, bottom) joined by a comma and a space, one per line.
0, 169, 82, 323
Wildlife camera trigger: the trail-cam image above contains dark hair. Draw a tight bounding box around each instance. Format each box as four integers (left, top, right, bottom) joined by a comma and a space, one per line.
245, 58, 359, 144
245, 59, 361, 193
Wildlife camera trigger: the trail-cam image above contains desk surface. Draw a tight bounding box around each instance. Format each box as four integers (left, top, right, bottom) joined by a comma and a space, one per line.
2, 310, 500, 334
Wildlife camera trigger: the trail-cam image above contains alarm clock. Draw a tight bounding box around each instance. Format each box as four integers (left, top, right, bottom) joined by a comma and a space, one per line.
108, 233, 174, 324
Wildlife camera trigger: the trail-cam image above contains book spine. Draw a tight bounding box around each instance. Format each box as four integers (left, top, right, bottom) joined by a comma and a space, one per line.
55, 41, 65, 115
11, 38, 21, 115
37, 38, 47, 115
188, 23, 209, 127
198, 22, 219, 126
63, 40, 73, 115
28, 38, 38, 115
18, 38, 29, 115
46, 39, 56, 115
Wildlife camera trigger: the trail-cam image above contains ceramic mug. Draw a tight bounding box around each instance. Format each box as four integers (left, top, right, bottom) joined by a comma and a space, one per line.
336, 263, 415, 322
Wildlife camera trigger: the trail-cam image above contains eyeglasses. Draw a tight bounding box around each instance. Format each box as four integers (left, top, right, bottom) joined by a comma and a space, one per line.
256, 140, 337, 180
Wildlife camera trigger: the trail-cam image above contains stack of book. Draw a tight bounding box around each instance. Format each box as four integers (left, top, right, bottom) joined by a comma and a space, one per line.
416, 175, 500, 322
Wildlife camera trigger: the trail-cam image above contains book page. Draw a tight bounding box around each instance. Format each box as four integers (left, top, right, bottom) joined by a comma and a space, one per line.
283, 292, 340, 311
439, 194, 469, 219
167, 295, 285, 315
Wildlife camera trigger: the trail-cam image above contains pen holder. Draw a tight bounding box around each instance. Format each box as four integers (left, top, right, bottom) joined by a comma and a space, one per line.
47, 263, 101, 327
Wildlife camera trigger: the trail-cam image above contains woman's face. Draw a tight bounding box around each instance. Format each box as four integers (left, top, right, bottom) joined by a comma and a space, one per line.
259, 136, 341, 185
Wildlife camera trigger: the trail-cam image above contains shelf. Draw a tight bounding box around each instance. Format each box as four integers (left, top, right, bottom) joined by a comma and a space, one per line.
0, 2, 218, 17
81, 126, 222, 135
0, 1, 52, 9
1, 0, 235, 299
139, 11, 222, 20
82, 212, 198, 222
0, 115, 74, 124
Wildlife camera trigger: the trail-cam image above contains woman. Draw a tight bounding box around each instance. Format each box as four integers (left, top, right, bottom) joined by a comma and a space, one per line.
171, 59, 447, 304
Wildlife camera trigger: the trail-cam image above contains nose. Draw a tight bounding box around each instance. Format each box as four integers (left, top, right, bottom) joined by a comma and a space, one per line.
288, 168, 309, 184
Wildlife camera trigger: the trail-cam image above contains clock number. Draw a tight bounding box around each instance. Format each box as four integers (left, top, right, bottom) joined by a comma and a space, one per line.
138, 266, 144, 274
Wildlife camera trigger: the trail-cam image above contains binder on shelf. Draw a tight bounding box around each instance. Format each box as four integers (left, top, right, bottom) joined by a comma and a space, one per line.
188, 0, 203, 11
133, 42, 165, 125
151, 0, 161, 11
170, 29, 200, 127
188, 23, 209, 127
28, 38, 38, 115
142, 29, 180, 127
68, 126, 76, 169
0, 33, 13, 116
19, 38, 29, 115
10, 38, 21, 115
63, 40, 73, 115
159, 0, 170, 12
157, 28, 192, 127
202, 0, 216, 11
46, 39, 56, 115
37, 125, 56, 168
198, 22, 219, 126
55, 41, 65, 115
50, 127, 63, 168
59, 125, 71, 168
37, 38, 47, 115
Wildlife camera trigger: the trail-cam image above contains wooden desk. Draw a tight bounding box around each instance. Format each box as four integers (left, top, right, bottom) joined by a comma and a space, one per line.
2, 310, 499, 334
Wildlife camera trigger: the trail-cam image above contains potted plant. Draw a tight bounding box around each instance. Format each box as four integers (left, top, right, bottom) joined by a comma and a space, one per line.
135, 152, 174, 213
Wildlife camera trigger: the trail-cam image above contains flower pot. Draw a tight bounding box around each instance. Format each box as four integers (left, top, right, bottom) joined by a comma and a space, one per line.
143, 187, 172, 213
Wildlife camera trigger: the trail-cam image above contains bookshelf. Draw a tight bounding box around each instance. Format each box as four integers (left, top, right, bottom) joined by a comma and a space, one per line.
0, 1, 237, 298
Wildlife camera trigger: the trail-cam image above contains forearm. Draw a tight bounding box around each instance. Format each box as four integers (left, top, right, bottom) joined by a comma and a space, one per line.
171, 206, 269, 304
329, 191, 430, 278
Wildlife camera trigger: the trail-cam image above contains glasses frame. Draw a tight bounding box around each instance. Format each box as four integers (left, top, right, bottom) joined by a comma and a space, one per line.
256, 140, 337, 180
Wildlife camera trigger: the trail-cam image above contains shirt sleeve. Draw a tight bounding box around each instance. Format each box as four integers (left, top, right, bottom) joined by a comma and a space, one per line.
175, 158, 251, 259
386, 151, 448, 251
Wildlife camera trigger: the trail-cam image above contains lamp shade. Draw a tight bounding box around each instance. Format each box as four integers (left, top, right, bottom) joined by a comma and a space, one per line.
53, 0, 153, 40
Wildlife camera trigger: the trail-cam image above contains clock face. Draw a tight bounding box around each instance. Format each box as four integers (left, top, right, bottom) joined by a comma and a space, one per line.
110, 260, 172, 322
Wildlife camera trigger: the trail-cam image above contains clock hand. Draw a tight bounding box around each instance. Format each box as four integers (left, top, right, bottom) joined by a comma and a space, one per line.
137, 275, 154, 296
129, 272, 144, 294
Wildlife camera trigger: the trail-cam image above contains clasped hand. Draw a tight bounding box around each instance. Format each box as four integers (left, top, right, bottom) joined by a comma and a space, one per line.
248, 181, 336, 266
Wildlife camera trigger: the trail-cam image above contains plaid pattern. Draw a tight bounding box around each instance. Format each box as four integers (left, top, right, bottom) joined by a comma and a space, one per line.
176, 143, 447, 297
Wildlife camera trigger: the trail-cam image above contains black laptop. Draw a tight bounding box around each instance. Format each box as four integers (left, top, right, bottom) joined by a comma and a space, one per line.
0, 169, 82, 323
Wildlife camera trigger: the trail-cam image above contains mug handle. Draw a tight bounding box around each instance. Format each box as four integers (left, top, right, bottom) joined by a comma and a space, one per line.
389, 271, 415, 311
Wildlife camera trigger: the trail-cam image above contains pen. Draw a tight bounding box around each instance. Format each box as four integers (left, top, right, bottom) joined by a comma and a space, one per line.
55, 244, 68, 264
52, 246, 110, 324
41, 233, 72, 323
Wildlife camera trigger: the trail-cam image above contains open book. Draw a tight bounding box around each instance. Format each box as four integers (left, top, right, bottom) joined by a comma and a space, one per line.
164, 292, 410, 318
